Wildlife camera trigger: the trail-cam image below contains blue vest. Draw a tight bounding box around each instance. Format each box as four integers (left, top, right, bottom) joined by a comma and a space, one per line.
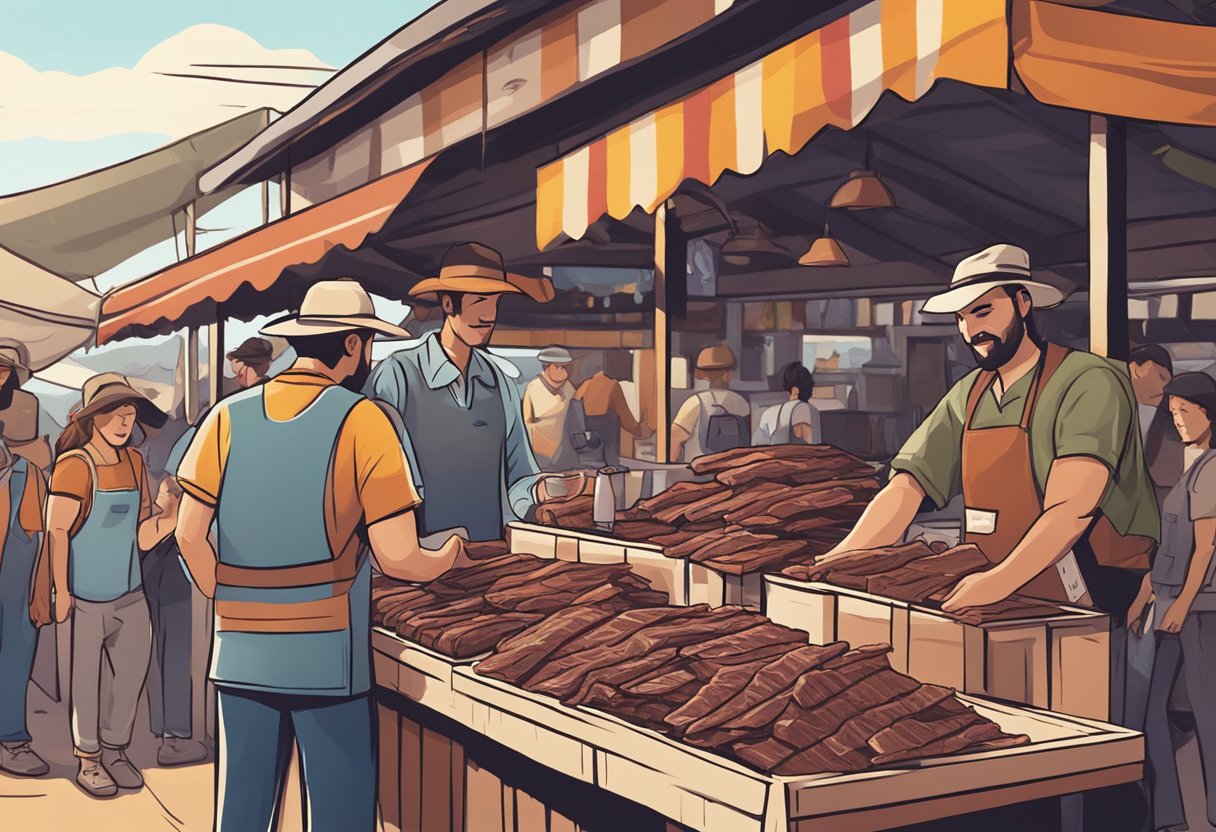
64, 450, 142, 603
211, 384, 371, 697
0, 459, 40, 607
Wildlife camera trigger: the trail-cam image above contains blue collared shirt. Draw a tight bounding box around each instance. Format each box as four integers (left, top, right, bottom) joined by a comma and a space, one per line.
365, 334, 543, 534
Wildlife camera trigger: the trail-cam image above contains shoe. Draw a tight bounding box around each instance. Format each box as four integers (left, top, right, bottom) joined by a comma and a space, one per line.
0, 742, 49, 777
77, 758, 118, 797
158, 737, 207, 767
101, 747, 143, 790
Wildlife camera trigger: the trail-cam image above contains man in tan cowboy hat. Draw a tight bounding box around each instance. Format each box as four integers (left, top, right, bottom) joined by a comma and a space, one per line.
670, 343, 751, 462
366, 242, 554, 542
174, 278, 468, 831
226, 337, 275, 390
823, 244, 1158, 712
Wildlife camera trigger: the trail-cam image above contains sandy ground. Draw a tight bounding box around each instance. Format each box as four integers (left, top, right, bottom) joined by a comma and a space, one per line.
2, 679, 1213, 832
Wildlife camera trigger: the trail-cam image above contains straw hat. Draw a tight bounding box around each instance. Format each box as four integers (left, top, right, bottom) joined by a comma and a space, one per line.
921, 244, 1065, 315
0, 341, 32, 386
75, 373, 168, 429
695, 344, 737, 373
538, 347, 573, 365
408, 242, 526, 303
262, 279, 410, 339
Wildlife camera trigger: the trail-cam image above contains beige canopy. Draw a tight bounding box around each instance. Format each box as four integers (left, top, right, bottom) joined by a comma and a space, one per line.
0, 246, 99, 371
0, 108, 272, 282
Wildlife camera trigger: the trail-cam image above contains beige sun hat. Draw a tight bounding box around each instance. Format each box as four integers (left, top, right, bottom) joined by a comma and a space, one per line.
262, 279, 410, 339
75, 373, 168, 430
537, 346, 573, 365
921, 244, 1065, 315
0, 341, 32, 386
408, 242, 527, 303
695, 344, 737, 374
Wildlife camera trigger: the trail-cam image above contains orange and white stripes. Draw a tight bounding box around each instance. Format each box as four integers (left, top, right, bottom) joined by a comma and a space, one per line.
536, 0, 1009, 248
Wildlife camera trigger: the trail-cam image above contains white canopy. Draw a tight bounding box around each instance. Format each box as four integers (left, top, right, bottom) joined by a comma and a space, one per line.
0, 246, 99, 371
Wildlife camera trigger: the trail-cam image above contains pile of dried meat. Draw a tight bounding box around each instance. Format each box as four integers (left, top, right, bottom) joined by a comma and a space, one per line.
475, 604, 1029, 775
371, 552, 669, 658
781, 540, 1068, 624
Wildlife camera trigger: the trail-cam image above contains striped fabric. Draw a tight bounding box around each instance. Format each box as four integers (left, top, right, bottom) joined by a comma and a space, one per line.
536, 0, 1009, 248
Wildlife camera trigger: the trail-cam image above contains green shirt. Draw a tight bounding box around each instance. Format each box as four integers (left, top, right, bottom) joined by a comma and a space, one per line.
891, 349, 1160, 546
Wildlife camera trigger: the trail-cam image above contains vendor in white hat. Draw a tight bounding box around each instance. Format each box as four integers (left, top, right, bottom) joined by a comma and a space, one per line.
523, 346, 577, 471
825, 244, 1158, 643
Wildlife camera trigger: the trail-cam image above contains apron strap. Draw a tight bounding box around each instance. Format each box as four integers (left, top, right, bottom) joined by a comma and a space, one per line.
1019, 343, 1071, 430
216, 547, 364, 589
964, 371, 997, 429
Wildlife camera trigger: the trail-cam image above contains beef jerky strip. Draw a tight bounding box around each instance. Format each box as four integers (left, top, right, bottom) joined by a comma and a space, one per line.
823, 685, 956, 756
685, 482, 789, 525
700, 541, 815, 575
475, 605, 619, 684
683, 643, 852, 740
680, 620, 808, 662
867, 709, 986, 758
732, 735, 803, 772
636, 480, 725, 515
870, 722, 1019, 767
717, 457, 870, 490
664, 658, 776, 732
622, 668, 697, 697
775, 670, 922, 751
399, 599, 490, 641
790, 646, 894, 710
691, 444, 861, 476
807, 540, 940, 574
772, 741, 872, 776
432, 613, 544, 658
686, 641, 806, 680
565, 647, 681, 706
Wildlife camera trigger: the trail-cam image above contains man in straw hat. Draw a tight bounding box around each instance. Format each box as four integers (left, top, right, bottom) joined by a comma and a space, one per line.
174, 278, 468, 831
670, 343, 751, 462
367, 242, 556, 542
823, 245, 1159, 717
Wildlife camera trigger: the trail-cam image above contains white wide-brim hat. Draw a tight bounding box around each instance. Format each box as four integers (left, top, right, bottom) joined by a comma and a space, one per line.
922, 244, 1065, 315
262, 279, 410, 339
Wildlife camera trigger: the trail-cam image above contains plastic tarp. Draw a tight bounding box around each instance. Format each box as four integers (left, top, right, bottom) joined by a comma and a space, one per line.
0, 108, 272, 281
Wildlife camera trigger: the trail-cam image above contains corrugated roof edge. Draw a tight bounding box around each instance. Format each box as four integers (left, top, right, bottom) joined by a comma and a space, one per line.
200, 0, 547, 193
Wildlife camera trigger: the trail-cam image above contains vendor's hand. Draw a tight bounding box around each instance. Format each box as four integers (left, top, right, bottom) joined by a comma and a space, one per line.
54, 591, 73, 624
445, 536, 471, 571
155, 489, 181, 518
1127, 591, 1155, 634
940, 569, 1015, 613
1157, 597, 1192, 634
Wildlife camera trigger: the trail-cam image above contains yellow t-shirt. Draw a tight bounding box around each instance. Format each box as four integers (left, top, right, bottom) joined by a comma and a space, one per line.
176, 370, 421, 561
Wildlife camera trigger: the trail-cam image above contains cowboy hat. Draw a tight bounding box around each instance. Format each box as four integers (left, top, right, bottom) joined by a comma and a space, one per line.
0, 341, 32, 386
409, 242, 527, 303
226, 336, 274, 363
75, 372, 168, 430
695, 344, 737, 373
261, 279, 410, 339
537, 346, 573, 365
921, 244, 1065, 315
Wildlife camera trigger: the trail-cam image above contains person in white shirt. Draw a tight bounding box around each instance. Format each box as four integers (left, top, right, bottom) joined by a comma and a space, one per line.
523, 346, 576, 471
755, 362, 815, 445
671, 344, 750, 462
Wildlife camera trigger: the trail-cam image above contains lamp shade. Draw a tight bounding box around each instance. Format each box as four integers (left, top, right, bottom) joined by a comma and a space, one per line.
800, 230, 850, 267
829, 169, 896, 211
720, 221, 790, 267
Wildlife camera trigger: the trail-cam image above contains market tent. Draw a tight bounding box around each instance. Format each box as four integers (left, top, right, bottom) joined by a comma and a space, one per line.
0, 245, 99, 371
0, 108, 272, 282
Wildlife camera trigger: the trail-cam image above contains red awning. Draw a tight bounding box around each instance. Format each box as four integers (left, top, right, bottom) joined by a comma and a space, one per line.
1014, 0, 1216, 127
97, 158, 433, 344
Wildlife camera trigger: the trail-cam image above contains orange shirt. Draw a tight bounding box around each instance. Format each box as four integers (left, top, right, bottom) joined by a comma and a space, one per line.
176, 370, 421, 562
50, 447, 152, 537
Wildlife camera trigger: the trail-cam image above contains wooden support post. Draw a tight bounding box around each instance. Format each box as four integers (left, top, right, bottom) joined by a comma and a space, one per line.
261, 179, 270, 226
654, 203, 672, 463
208, 317, 225, 407
280, 170, 291, 218
184, 329, 200, 425
1088, 114, 1128, 360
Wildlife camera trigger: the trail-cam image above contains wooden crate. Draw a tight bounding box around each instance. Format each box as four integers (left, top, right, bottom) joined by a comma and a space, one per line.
764, 575, 1113, 720
687, 563, 763, 610
507, 523, 688, 605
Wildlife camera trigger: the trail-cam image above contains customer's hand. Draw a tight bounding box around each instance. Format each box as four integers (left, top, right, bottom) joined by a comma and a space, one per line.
53, 591, 73, 624
1126, 591, 1154, 634
1157, 597, 1192, 635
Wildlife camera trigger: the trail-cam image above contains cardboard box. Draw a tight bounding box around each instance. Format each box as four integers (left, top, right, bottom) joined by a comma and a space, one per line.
764, 575, 1112, 720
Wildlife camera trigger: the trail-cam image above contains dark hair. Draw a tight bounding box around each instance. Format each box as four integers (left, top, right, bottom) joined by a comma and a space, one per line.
0, 371, 15, 411
1002, 285, 1043, 347
1129, 344, 1173, 375
244, 357, 272, 377
782, 362, 815, 402
437, 292, 465, 316
285, 328, 374, 370
55, 400, 139, 456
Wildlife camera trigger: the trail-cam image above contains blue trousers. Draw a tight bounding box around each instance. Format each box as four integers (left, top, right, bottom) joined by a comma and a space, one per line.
0, 542, 39, 744
214, 686, 376, 832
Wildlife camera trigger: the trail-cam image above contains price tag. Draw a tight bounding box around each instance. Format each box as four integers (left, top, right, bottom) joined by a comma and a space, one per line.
964, 508, 997, 535
1056, 551, 1089, 604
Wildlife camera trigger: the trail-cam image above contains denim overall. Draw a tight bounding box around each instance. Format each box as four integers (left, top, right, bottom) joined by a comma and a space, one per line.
67, 452, 141, 603
0, 459, 40, 743
210, 384, 375, 832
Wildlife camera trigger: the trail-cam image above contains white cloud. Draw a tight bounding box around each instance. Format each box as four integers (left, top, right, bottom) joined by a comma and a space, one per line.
0, 24, 335, 142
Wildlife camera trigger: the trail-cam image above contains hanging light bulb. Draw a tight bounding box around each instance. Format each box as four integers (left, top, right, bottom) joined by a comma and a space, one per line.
830, 134, 896, 211
800, 223, 850, 267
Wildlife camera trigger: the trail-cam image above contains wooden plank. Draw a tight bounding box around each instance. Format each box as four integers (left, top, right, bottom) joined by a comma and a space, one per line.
985, 625, 1049, 709
579, 539, 627, 564
1050, 618, 1112, 720
549, 809, 579, 832
401, 715, 423, 832
514, 789, 548, 832
627, 548, 688, 605
422, 729, 453, 832
835, 595, 894, 657
451, 741, 465, 832
507, 526, 557, 559
465, 759, 505, 832
687, 562, 725, 607
502, 781, 516, 832
556, 535, 579, 562
907, 610, 965, 690
764, 578, 836, 644
379, 704, 401, 832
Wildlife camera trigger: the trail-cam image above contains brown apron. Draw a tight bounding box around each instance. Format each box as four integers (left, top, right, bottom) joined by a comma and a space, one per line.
961, 344, 1152, 610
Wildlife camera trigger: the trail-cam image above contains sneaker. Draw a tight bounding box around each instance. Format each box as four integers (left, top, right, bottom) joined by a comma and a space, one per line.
157, 737, 207, 767
0, 742, 49, 777
77, 758, 118, 797
101, 747, 143, 790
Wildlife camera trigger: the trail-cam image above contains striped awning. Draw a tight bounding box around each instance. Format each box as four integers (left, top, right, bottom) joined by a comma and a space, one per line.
536, 0, 1009, 248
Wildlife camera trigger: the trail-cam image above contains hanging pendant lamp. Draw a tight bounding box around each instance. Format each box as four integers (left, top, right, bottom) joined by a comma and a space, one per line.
830, 135, 896, 211
800, 223, 849, 267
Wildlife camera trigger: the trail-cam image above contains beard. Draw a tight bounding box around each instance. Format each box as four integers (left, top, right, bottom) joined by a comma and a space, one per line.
968, 313, 1026, 372
342, 351, 373, 394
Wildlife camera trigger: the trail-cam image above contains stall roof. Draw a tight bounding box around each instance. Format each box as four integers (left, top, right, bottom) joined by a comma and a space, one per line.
0, 109, 272, 282
1, 246, 99, 371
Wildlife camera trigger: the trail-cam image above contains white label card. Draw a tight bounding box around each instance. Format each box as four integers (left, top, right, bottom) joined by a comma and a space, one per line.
1056, 551, 1089, 604
964, 508, 997, 535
